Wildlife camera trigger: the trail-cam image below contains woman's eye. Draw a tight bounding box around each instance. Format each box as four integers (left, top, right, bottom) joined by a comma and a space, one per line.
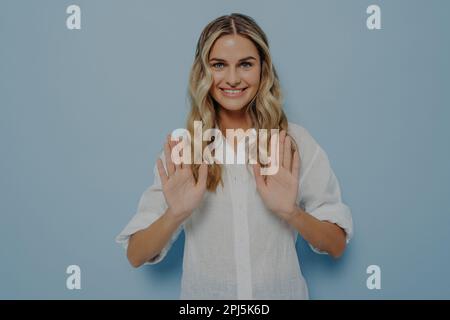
212, 63, 224, 69
241, 62, 253, 68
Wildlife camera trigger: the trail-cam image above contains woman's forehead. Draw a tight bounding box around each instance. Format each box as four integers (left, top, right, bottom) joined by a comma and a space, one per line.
209, 35, 259, 61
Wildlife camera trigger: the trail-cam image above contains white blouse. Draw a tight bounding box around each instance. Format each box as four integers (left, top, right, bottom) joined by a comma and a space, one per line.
116, 122, 353, 299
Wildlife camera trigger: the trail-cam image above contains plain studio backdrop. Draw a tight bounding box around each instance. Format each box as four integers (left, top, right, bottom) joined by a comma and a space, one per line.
0, 0, 449, 299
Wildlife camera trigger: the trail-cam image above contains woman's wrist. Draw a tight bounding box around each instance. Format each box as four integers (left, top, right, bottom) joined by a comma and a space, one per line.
164, 207, 191, 227
284, 205, 305, 225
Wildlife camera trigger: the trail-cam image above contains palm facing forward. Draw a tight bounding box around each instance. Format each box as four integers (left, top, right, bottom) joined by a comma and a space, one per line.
157, 134, 208, 222
253, 130, 301, 221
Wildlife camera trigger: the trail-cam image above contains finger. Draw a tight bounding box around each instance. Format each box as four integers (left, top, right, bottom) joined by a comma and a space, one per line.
197, 162, 208, 188
169, 135, 182, 172
179, 138, 184, 170
292, 149, 301, 180
183, 135, 192, 170
283, 135, 292, 171
252, 163, 266, 191
278, 130, 286, 168
164, 134, 176, 176
270, 130, 280, 168
156, 158, 168, 186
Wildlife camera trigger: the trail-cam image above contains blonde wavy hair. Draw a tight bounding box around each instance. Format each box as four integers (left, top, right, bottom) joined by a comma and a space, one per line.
187, 13, 292, 192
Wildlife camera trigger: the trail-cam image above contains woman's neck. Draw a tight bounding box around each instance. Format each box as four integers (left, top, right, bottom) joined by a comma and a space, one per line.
217, 108, 253, 135
217, 108, 254, 155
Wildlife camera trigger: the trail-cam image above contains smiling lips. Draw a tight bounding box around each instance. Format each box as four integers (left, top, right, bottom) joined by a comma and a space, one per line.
220, 87, 247, 98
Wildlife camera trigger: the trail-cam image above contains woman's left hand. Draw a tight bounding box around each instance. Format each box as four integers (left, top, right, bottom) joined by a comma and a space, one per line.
252, 130, 301, 221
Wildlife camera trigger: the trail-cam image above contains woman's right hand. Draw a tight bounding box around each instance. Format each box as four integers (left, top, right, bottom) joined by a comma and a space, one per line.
156, 134, 208, 223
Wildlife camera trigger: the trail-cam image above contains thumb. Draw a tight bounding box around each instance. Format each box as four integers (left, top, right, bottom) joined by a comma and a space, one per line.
253, 163, 265, 190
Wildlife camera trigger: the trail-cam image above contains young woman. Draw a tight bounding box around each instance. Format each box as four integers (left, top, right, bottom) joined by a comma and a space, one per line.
116, 13, 353, 299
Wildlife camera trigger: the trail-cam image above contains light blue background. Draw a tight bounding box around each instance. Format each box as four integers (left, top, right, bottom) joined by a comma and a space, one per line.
1, 0, 449, 299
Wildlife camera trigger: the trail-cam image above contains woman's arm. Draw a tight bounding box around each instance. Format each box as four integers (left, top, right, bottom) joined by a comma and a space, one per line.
127, 208, 187, 268
286, 206, 347, 258
126, 134, 208, 268
252, 129, 350, 258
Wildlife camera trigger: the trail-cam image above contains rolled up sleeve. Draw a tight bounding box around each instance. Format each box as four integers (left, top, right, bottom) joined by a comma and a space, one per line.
115, 151, 183, 264
296, 130, 353, 255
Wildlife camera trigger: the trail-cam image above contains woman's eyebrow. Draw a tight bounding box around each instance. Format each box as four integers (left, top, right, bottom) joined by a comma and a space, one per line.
209, 56, 257, 62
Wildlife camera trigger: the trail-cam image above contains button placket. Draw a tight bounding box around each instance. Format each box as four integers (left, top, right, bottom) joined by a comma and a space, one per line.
227, 165, 252, 299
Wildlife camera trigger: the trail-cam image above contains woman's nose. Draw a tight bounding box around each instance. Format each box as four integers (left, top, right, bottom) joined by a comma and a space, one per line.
226, 68, 241, 87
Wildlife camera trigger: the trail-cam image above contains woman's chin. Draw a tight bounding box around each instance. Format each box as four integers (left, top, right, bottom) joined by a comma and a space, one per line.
217, 100, 249, 112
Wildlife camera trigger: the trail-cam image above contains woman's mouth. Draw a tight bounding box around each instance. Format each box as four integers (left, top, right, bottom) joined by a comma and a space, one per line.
220, 87, 247, 98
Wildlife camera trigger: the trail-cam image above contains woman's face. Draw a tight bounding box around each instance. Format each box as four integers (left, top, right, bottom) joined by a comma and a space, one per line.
208, 34, 261, 112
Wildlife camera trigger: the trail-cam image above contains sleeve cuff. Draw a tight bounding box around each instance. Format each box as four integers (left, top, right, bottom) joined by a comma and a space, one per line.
306, 203, 353, 255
